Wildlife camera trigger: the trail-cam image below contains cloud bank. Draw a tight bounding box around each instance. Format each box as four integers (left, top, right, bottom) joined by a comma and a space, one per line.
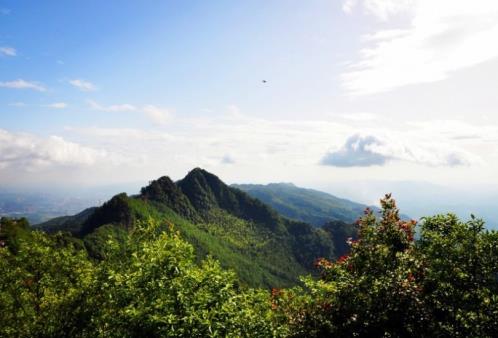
321, 134, 388, 167
321, 133, 475, 167
0, 129, 108, 171
342, 0, 498, 95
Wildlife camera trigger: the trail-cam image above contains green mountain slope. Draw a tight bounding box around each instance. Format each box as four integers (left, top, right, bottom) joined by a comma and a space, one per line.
33, 207, 97, 233
233, 183, 373, 226
38, 168, 350, 288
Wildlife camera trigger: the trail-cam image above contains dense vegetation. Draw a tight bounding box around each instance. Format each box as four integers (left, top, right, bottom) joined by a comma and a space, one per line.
0, 218, 277, 337
273, 195, 498, 337
37, 169, 348, 288
2, 193, 497, 337
233, 182, 375, 226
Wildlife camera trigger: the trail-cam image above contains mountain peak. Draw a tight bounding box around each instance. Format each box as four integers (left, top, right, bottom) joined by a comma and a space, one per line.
268, 182, 296, 188
140, 176, 198, 220
178, 168, 222, 211
184, 167, 221, 183
178, 168, 283, 230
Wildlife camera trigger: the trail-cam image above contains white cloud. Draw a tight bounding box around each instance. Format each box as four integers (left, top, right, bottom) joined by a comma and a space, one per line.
142, 105, 171, 125
10, 112, 489, 187
321, 134, 388, 167
0, 79, 46, 92
69, 79, 96, 91
221, 154, 236, 164
0, 129, 108, 171
87, 100, 136, 112
337, 112, 377, 121
227, 104, 243, 118
0, 46, 16, 56
321, 133, 475, 167
88, 100, 172, 125
343, 0, 415, 20
46, 102, 67, 109
65, 126, 176, 142
342, 0, 358, 14
342, 0, 498, 95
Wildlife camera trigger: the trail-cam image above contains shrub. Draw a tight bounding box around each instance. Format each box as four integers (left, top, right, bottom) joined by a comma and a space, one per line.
275, 194, 498, 338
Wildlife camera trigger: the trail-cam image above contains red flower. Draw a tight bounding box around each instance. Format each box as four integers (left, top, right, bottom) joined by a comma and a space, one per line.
271, 288, 282, 310
314, 257, 333, 269
337, 255, 349, 263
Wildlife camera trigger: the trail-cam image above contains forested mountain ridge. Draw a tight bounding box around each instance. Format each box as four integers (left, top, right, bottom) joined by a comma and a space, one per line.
3, 190, 497, 337
37, 168, 354, 287
233, 182, 374, 226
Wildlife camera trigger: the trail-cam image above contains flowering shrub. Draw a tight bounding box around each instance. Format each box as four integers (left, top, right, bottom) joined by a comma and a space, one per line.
275, 194, 498, 338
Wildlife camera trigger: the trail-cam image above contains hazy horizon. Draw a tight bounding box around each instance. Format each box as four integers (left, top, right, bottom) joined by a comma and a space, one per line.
2, 0, 498, 223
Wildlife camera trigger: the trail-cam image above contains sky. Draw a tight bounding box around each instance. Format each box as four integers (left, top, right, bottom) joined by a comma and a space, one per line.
2, 0, 498, 217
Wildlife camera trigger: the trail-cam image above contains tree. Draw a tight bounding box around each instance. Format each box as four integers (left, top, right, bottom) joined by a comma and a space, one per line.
0, 230, 95, 337
92, 219, 277, 337
276, 194, 498, 338
0, 218, 278, 337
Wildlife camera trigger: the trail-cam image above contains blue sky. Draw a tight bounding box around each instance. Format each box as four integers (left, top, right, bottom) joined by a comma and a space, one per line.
2, 0, 498, 216
1, 0, 362, 131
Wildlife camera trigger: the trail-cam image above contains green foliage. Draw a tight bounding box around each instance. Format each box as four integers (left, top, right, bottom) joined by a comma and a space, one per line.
83, 223, 128, 259
164, 207, 297, 287
141, 176, 199, 221
285, 220, 337, 270
234, 182, 370, 226
35, 207, 96, 234
274, 195, 498, 337
94, 219, 277, 337
179, 168, 284, 232
0, 219, 278, 337
0, 230, 95, 337
80, 193, 134, 236
0, 217, 31, 253
40, 169, 341, 288
322, 220, 358, 256
418, 214, 498, 336
3, 190, 498, 337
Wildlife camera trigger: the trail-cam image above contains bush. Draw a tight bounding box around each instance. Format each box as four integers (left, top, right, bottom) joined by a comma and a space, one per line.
0, 219, 278, 337
275, 194, 498, 338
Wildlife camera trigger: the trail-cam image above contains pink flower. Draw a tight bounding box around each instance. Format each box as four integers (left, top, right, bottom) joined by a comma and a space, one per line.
337, 255, 349, 263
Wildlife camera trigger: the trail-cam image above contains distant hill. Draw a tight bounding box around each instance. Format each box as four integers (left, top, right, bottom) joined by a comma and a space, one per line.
34, 207, 97, 233
232, 183, 374, 226
38, 168, 355, 288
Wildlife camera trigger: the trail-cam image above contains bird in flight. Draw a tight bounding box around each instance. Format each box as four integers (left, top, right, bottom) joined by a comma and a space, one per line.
262, 80, 267, 83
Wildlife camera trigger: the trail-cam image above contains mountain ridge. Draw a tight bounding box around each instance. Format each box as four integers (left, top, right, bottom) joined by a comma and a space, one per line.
232, 182, 375, 226
38, 168, 356, 287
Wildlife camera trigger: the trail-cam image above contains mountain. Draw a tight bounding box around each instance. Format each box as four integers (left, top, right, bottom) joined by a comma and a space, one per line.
33, 207, 97, 233
232, 182, 373, 226
38, 168, 354, 288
